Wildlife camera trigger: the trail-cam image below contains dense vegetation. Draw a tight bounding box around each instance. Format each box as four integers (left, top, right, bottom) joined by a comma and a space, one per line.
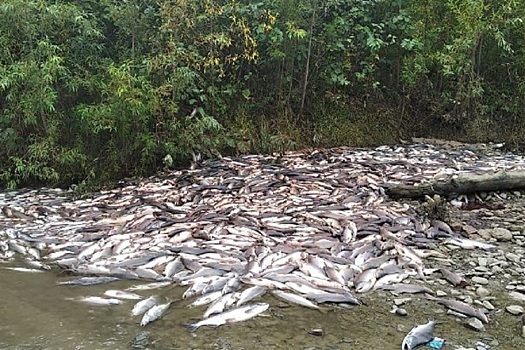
1, 0, 524, 189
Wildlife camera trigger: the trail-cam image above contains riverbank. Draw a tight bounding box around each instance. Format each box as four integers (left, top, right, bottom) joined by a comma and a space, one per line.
1, 141, 524, 349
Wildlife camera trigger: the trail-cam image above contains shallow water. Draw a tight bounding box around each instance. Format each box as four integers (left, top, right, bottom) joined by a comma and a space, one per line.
1, 259, 524, 350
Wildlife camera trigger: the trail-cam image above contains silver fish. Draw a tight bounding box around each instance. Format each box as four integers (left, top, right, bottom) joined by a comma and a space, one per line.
58, 276, 120, 286
440, 268, 468, 288
444, 237, 496, 250
187, 302, 269, 332
401, 320, 436, 350
140, 302, 172, 326
189, 291, 223, 307
305, 291, 361, 305
236, 286, 267, 306
354, 268, 377, 293
104, 289, 142, 300
3, 267, 44, 273
379, 283, 434, 295
426, 295, 489, 323
132, 296, 158, 316
272, 290, 319, 309
203, 292, 238, 318
74, 296, 122, 306
127, 281, 172, 291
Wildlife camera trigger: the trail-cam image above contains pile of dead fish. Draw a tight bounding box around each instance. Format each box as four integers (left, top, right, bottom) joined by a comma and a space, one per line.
1, 142, 524, 329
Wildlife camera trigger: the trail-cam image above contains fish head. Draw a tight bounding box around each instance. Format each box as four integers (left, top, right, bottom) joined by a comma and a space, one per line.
401, 337, 414, 350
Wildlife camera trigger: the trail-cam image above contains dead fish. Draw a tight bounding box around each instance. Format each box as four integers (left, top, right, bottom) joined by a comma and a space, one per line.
271, 290, 320, 309
189, 291, 223, 307
305, 291, 361, 305
3, 267, 44, 273
354, 268, 377, 293
132, 296, 158, 316
379, 283, 434, 295
401, 320, 436, 350
440, 268, 469, 288
104, 289, 142, 300
140, 302, 172, 326
58, 276, 120, 286
203, 292, 238, 318
426, 294, 489, 323
186, 303, 269, 332
373, 273, 408, 290
432, 219, 454, 235
342, 221, 357, 244
126, 281, 172, 291
236, 286, 267, 306
444, 237, 496, 250
72, 296, 122, 306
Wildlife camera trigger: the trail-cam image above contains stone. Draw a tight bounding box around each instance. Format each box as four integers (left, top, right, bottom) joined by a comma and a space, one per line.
491, 266, 503, 273
477, 229, 493, 241
395, 308, 408, 316
491, 228, 513, 241
465, 317, 485, 332
463, 295, 474, 304
308, 328, 324, 336
482, 301, 495, 310
394, 298, 411, 306
506, 305, 524, 315
477, 257, 488, 267
506, 252, 521, 263
471, 276, 489, 285
509, 291, 525, 303
436, 290, 447, 297
476, 287, 490, 298
474, 266, 489, 273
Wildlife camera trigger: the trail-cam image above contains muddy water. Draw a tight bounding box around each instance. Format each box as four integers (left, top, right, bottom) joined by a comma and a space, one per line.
1, 260, 524, 350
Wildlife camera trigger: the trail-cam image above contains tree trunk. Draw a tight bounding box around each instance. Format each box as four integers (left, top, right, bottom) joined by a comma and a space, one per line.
386, 170, 525, 199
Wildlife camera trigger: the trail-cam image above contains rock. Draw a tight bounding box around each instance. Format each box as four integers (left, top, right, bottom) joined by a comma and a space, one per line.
307, 328, 323, 336
465, 317, 485, 332
476, 341, 491, 350
509, 291, 525, 303
131, 331, 150, 350
477, 229, 493, 241
491, 265, 503, 273
477, 257, 488, 267
482, 301, 495, 311
506, 252, 521, 263
506, 305, 524, 315
463, 225, 478, 235
476, 287, 490, 298
394, 298, 411, 306
491, 228, 513, 241
471, 276, 489, 285
436, 290, 447, 297
395, 308, 408, 316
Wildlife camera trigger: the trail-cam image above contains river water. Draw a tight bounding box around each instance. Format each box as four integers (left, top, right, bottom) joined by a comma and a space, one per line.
1, 258, 524, 350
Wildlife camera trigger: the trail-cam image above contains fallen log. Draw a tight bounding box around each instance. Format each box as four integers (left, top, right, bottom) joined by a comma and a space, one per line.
386, 170, 525, 199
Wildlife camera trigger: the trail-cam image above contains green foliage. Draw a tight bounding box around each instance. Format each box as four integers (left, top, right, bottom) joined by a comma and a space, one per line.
2, 0, 525, 190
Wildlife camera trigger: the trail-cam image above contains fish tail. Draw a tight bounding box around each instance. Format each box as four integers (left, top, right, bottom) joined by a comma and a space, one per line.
424, 293, 437, 301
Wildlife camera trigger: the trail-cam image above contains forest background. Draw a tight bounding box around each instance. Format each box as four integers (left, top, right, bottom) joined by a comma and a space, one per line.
1, 0, 524, 190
